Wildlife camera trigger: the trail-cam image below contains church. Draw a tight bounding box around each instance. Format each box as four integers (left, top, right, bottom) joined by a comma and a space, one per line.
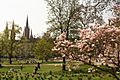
23, 16, 34, 41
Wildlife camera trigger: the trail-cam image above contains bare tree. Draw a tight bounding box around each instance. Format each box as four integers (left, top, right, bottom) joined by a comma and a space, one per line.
45, 0, 82, 39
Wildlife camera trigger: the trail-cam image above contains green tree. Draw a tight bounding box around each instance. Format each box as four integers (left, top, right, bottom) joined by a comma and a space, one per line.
15, 36, 35, 59
1, 21, 21, 64
0, 22, 10, 62
0, 33, 3, 63
34, 33, 54, 62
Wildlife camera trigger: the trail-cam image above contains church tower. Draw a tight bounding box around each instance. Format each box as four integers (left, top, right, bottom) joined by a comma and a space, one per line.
23, 16, 30, 39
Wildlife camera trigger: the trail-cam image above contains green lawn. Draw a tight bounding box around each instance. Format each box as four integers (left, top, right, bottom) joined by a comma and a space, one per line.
0, 63, 120, 80
0, 64, 62, 73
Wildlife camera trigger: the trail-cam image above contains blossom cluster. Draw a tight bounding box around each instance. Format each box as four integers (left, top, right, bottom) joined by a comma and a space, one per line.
53, 23, 120, 67
52, 32, 72, 56
77, 25, 120, 66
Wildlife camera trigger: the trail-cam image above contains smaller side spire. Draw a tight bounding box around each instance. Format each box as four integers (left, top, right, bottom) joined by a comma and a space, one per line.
5, 22, 9, 39
12, 20, 14, 28
30, 29, 33, 40
11, 20, 15, 40
5, 22, 8, 31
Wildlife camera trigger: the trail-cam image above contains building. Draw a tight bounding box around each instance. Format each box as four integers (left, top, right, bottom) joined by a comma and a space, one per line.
23, 16, 33, 41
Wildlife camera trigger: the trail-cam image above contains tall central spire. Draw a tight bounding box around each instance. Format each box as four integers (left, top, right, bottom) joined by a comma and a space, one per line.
26, 15, 29, 28
23, 16, 30, 39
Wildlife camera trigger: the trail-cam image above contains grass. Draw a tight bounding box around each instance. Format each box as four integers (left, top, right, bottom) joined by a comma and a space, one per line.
0, 61, 120, 80
0, 64, 62, 73
39, 64, 62, 72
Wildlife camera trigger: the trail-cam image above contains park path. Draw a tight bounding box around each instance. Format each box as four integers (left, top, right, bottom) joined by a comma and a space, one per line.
2, 63, 62, 67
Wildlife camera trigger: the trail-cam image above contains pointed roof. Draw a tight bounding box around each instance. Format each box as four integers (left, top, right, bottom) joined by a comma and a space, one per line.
11, 20, 15, 40
12, 20, 14, 28
5, 22, 8, 30
26, 15, 29, 28
30, 29, 33, 40
5, 22, 9, 39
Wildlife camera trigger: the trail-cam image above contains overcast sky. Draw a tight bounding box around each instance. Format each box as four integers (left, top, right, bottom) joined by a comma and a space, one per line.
0, 0, 48, 36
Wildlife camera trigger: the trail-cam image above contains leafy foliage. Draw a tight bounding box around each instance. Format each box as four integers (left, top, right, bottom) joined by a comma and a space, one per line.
33, 33, 55, 61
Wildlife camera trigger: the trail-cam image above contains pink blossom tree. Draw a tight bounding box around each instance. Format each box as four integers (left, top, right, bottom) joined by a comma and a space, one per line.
53, 5, 120, 80
53, 24, 120, 79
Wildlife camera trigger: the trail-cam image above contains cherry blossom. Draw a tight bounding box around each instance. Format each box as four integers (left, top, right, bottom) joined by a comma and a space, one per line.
52, 6, 120, 76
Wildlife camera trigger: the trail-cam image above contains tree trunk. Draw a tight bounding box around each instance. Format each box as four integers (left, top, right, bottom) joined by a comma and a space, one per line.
0, 64, 2, 67
66, 26, 69, 40
117, 43, 120, 68
9, 55, 12, 64
118, 51, 120, 68
0, 55, 1, 62
62, 56, 66, 71
111, 68, 120, 80
45, 57, 48, 62
113, 74, 120, 80
10, 41, 13, 64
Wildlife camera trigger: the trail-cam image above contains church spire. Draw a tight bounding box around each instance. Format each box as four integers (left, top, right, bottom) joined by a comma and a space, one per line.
30, 29, 33, 40
23, 16, 30, 39
5, 22, 8, 31
4, 22, 9, 39
26, 15, 29, 28
11, 20, 15, 41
